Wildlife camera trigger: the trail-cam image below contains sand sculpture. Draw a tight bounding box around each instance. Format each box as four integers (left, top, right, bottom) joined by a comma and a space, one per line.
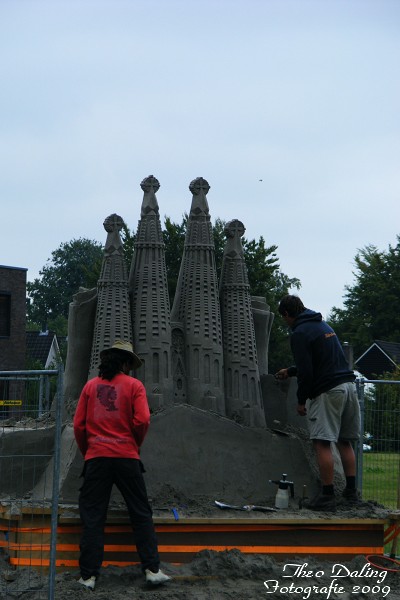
51, 175, 323, 504
27, 176, 323, 504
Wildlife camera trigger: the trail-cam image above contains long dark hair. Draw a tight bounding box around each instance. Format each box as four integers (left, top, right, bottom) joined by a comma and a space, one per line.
98, 350, 134, 381
278, 294, 306, 318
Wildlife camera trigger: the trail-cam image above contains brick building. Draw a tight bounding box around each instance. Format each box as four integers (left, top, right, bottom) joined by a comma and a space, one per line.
0, 265, 27, 371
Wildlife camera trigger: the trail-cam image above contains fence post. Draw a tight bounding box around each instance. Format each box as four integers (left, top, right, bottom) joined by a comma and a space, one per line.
48, 365, 64, 600
397, 454, 400, 510
38, 374, 43, 415
356, 378, 365, 492
45, 375, 51, 412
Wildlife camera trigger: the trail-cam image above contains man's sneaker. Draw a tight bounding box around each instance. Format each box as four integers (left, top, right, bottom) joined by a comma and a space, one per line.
78, 576, 96, 590
145, 568, 172, 585
341, 488, 362, 505
302, 492, 336, 512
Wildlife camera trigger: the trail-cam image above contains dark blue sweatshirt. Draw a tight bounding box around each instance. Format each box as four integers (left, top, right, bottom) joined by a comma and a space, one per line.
287, 309, 355, 404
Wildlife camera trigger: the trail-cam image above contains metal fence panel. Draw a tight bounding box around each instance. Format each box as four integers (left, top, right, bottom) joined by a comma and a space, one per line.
0, 368, 63, 600
356, 378, 400, 510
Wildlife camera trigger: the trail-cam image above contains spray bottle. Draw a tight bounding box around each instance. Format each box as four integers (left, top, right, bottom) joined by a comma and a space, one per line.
269, 473, 294, 509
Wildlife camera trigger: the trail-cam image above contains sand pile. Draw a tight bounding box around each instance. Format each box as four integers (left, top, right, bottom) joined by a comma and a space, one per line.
2, 549, 399, 600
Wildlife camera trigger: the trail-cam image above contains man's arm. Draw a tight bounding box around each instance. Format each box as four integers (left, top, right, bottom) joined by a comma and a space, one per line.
131, 381, 151, 448
275, 366, 297, 379
275, 364, 307, 416
73, 388, 89, 457
291, 330, 314, 405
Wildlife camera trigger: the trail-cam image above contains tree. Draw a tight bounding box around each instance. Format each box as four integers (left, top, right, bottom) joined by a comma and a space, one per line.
328, 236, 400, 360
162, 215, 187, 302
120, 221, 136, 267
27, 238, 104, 332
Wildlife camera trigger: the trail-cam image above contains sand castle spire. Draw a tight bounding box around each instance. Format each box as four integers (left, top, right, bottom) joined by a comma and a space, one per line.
170, 177, 225, 413
219, 219, 266, 426
128, 175, 173, 408
88, 213, 133, 379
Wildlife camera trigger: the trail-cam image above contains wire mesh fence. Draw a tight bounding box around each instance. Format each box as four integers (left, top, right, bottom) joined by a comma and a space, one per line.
356, 379, 400, 510
0, 368, 63, 600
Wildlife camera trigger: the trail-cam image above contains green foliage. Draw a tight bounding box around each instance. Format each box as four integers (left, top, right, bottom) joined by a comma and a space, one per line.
382, 365, 400, 382
57, 336, 69, 364
120, 221, 136, 267
242, 237, 279, 297
47, 315, 68, 337
328, 236, 400, 359
162, 215, 187, 303
212, 217, 227, 282
27, 238, 103, 328
362, 452, 399, 509
25, 356, 46, 370
26, 320, 42, 332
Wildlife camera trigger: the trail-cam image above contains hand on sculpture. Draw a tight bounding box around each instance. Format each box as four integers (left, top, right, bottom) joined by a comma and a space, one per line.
274, 368, 289, 380
297, 403, 307, 417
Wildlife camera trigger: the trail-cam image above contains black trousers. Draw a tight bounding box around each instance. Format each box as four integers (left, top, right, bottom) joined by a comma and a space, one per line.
78, 457, 160, 579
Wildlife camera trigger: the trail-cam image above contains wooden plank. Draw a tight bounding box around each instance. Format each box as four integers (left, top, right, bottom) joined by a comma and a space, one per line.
1, 511, 388, 571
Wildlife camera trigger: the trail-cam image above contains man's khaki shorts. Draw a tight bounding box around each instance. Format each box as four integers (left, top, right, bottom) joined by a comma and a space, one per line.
307, 382, 360, 442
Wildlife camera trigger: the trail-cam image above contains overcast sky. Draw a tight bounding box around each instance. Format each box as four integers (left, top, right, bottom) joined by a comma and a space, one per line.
1, 0, 399, 319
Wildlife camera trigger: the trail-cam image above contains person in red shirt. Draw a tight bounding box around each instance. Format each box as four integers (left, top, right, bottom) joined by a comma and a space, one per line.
73, 340, 171, 589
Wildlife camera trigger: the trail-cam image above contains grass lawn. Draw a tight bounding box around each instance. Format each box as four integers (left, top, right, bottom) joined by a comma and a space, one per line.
362, 452, 399, 509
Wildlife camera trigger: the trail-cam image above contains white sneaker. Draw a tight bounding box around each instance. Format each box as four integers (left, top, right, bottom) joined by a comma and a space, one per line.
78, 575, 96, 590
145, 568, 172, 585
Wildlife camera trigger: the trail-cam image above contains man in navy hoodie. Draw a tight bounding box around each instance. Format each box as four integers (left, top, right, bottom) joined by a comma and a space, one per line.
275, 295, 360, 511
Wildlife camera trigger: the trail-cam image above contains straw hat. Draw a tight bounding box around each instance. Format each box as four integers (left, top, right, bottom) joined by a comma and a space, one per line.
100, 340, 142, 369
